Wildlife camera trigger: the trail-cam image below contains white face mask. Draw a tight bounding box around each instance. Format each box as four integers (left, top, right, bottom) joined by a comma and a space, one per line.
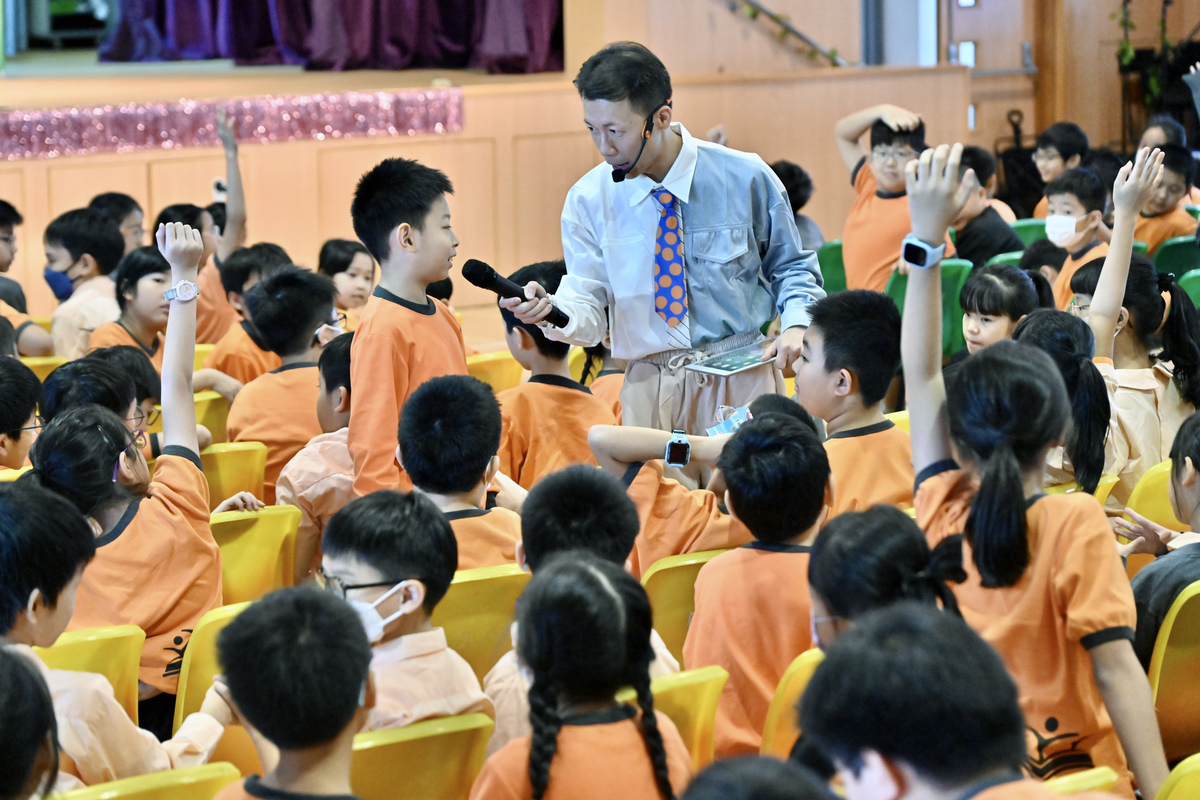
347, 583, 406, 644
1045, 214, 1086, 250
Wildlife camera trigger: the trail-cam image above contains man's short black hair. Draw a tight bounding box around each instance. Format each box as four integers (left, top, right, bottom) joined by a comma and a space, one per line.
245, 266, 337, 357
86, 346, 162, 404
220, 243, 292, 296
958, 146, 996, 186
218, 587, 373, 750
717, 414, 830, 543
521, 465, 640, 571
88, 192, 142, 225
1019, 239, 1067, 275
41, 359, 135, 423
398, 375, 501, 495
1045, 168, 1106, 214
1145, 113, 1187, 147
498, 261, 570, 359
800, 603, 1026, 786
0, 358, 43, 438
44, 208, 125, 276
1036, 121, 1089, 162
0, 482, 95, 635
770, 161, 815, 214
319, 332, 353, 395
807, 290, 902, 406
318, 238, 372, 278
323, 491, 458, 611
0, 317, 17, 358
0, 199, 23, 228
351, 158, 454, 264
869, 120, 926, 152
681, 756, 837, 800
113, 246, 170, 314
1159, 143, 1197, 187
574, 42, 672, 119
748, 393, 820, 435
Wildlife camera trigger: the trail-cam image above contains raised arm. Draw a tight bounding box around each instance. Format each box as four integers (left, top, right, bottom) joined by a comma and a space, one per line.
1089, 148, 1164, 360
588, 425, 729, 477
833, 104, 922, 174
156, 222, 201, 454
215, 110, 247, 263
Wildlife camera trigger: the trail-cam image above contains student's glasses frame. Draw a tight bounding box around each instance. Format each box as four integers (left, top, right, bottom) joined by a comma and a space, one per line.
315, 566, 400, 600
126, 406, 160, 430
111, 430, 148, 482
871, 147, 917, 163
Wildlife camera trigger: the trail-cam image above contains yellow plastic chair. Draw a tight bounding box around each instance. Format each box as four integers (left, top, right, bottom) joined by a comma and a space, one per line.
0, 465, 30, 482
568, 346, 588, 384
200, 442, 268, 511
1044, 473, 1120, 507
352, 713, 494, 800
760, 648, 826, 758
1158, 752, 1200, 800
194, 343, 215, 372
640, 549, 731, 666
32, 316, 52, 333
883, 410, 909, 432
210, 506, 300, 605
55, 762, 241, 800
1043, 766, 1119, 794
1123, 460, 1186, 580
34, 625, 145, 724
648, 665, 728, 769
430, 564, 532, 681
20, 355, 67, 381
466, 351, 524, 393
146, 391, 230, 441
1148, 580, 1200, 763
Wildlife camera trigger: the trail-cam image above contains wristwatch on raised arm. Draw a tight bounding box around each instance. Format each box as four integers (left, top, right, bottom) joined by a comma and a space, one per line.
900, 234, 946, 270
664, 430, 691, 468
164, 279, 199, 302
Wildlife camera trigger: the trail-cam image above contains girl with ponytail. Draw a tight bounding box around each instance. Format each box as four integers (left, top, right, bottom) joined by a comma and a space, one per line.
902, 144, 1168, 800
471, 553, 690, 800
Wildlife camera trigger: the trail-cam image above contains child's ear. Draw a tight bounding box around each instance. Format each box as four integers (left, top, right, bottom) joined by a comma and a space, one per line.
115, 450, 141, 485
853, 750, 908, 800
77, 253, 100, 279
395, 223, 417, 254
334, 386, 351, 414
400, 580, 427, 616
0, 432, 12, 462
834, 368, 854, 398
1065, 154, 1082, 169
723, 489, 739, 523
515, 328, 537, 352
1039, 266, 1060, 284
362, 672, 377, 711
394, 445, 404, 469
1184, 457, 1199, 489
1115, 306, 1131, 335
483, 454, 500, 488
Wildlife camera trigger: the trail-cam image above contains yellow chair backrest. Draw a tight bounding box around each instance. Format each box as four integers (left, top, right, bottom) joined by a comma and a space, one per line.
146, 391, 230, 442
1044, 473, 1120, 506
55, 762, 241, 800
1148, 579, 1200, 762
1043, 766, 1119, 794
194, 343, 215, 372
1158, 752, 1200, 800
640, 549, 731, 666
466, 351, 524, 393
32, 316, 52, 333
34, 625, 145, 724
883, 410, 909, 432
569, 346, 588, 384
200, 442, 268, 511
210, 506, 300, 605
648, 665, 728, 770
1124, 460, 1185, 580
760, 648, 826, 758
352, 713, 494, 800
20, 355, 67, 381
0, 465, 30, 482
430, 564, 531, 682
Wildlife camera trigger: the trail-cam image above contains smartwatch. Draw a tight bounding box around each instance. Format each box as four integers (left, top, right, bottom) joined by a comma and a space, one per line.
900, 234, 946, 270
665, 430, 691, 467
164, 279, 200, 302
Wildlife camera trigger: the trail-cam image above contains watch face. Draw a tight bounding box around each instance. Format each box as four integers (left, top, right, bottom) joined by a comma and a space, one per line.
666, 441, 690, 465
172, 281, 198, 301
902, 241, 928, 267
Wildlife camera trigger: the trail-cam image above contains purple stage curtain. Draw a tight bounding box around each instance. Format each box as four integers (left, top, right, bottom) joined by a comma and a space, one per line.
101, 0, 563, 73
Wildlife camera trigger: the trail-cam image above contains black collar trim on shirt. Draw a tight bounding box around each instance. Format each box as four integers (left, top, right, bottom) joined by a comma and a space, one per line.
596, 369, 625, 378
740, 541, 812, 553
914, 458, 960, 493
241, 319, 271, 351
952, 771, 1026, 800
96, 498, 142, 547
243, 775, 362, 800
875, 187, 907, 200
528, 374, 593, 394
444, 508, 490, 521
1025, 492, 1047, 509
1070, 240, 1102, 261
562, 704, 637, 727
827, 420, 896, 440
117, 321, 159, 358
270, 362, 319, 374
372, 285, 436, 316
622, 461, 647, 488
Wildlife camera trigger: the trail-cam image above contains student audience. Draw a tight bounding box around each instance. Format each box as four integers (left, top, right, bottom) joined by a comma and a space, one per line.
1019, 238, 1069, 287
0, 358, 42, 471
202, 244, 290, 383
949, 146, 1024, 270
88, 193, 145, 257
1046, 168, 1108, 309
1032, 121, 1089, 219
0, 199, 28, 314
44, 208, 125, 359
1132, 143, 1198, 255
957, 263, 1045, 356
318, 238, 376, 331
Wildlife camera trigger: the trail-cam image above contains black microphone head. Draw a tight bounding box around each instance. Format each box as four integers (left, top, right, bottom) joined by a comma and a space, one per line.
611, 168, 627, 183
460, 259, 496, 289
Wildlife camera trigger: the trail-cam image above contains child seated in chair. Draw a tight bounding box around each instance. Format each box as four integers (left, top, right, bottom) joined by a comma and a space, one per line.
44, 208, 125, 360
0, 357, 42, 471
203, 244, 291, 384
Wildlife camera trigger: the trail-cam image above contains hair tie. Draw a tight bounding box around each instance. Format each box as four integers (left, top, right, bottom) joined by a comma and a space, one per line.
1155, 289, 1173, 336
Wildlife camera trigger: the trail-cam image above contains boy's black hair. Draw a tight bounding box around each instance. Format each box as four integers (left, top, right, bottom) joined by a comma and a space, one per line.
319, 332, 353, 395
0, 317, 16, 358
426, 277, 454, 303
574, 42, 672, 119
218, 587, 373, 750
0, 647, 59, 800
770, 161, 815, 214
747, 393, 820, 435
40, 359, 135, 423
44, 208, 125, 276
86, 346, 162, 404
800, 603, 1026, 786
25, 404, 139, 517
499, 261, 571, 359
1044, 168, 1106, 215
323, 491, 457, 612
807, 290, 902, 406
1080, 149, 1126, 202
1145, 113, 1187, 147
959, 263, 1039, 322
1019, 239, 1068, 276
317, 238, 372, 278
398, 375, 501, 495
869, 119, 926, 152
113, 246, 170, 314
1036, 121, 1089, 163
1068, 258, 1102, 296
206, 202, 226, 233
957, 145, 996, 186
244, 266, 337, 357
717, 414, 830, 543
88, 192, 142, 225
0, 482, 95, 635
219, 243, 292, 296
1159, 143, 1197, 188
155, 204, 206, 230
350, 158, 454, 264
681, 756, 837, 800
0, 358, 42, 439
521, 465, 640, 571
1171, 411, 1200, 480
0, 199, 23, 228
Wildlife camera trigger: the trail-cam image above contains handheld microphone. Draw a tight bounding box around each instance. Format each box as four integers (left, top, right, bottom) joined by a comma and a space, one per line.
461, 259, 571, 328
612, 117, 655, 183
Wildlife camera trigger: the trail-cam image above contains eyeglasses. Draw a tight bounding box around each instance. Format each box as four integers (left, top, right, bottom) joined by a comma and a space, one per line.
111, 429, 148, 482
18, 417, 43, 433
315, 566, 403, 600
1067, 298, 1090, 318
127, 406, 161, 430
1032, 150, 1063, 164
871, 148, 917, 163
0, 234, 15, 246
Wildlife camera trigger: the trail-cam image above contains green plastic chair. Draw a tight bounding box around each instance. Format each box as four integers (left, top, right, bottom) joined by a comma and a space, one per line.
1179, 268, 1200, 307
985, 251, 1024, 268
816, 240, 845, 294
1185, 205, 1200, 220
1133, 241, 1149, 255
884, 258, 974, 357
1010, 218, 1046, 246
1155, 235, 1200, 276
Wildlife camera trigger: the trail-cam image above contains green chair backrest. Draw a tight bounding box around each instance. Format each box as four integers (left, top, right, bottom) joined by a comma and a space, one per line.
1133, 241, 1149, 255
1010, 218, 1046, 246
1155, 235, 1200, 276
884, 259, 974, 357
985, 251, 1024, 268
1179, 268, 1200, 308
817, 240, 845, 294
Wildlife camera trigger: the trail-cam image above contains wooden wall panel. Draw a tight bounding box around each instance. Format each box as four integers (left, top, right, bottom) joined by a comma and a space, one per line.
511, 132, 600, 267
46, 161, 148, 218
147, 155, 227, 221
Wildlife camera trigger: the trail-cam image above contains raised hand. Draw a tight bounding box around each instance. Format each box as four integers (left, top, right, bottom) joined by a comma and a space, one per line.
1111, 147, 1164, 218
905, 143, 974, 245
877, 104, 922, 132
216, 108, 238, 152
156, 222, 204, 274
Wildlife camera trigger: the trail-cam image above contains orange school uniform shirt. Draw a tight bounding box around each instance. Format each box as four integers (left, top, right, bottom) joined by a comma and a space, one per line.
195, 262, 236, 344
0, 298, 35, 339
589, 370, 625, 421
446, 507, 521, 570
916, 462, 1137, 797
227, 363, 323, 504
470, 706, 692, 800
682, 542, 813, 757
365, 628, 493, 731
824, 420, 913, 517
349, 287, 468, 496
203, 320, 281, 385
67, 449, 222, 694
1052, 240, 1108, 310
621, 460, 754, 578
496, 375, 617, 490
88, 322, 165, 373
1134, 205, 1198, 256
1033, 195, 1049, 219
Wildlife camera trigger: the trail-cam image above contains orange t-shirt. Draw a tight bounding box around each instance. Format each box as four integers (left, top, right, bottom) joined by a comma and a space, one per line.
226, 363, 323, 504
469, 706, 692, 800
1033, 196, 1049, 219
348, 287, 468, 496
682, 542, 813, 757
67, 450, 222, 694
622, 460, 754, 578
203, 321, 281, 385
1052, 240, 1108, 310
589, 371, 625, 422
445, 507, 521, 571
496, 376, 617, 490
87, 322, 165, 374
195, 262, 237, 345
1134, 205, 1198, 256
824, 420, 913, 517
916, 462, 1137, 796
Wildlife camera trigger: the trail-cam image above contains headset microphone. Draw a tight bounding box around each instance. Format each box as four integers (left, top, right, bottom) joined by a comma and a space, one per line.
611, 117, 655, 183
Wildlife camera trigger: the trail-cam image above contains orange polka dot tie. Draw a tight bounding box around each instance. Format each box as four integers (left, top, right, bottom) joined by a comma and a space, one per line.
653, 189, 688, 329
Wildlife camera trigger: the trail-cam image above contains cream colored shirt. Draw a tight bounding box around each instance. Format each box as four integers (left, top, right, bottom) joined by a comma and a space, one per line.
52, 275, 120, 359
275, 427, 355, 581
